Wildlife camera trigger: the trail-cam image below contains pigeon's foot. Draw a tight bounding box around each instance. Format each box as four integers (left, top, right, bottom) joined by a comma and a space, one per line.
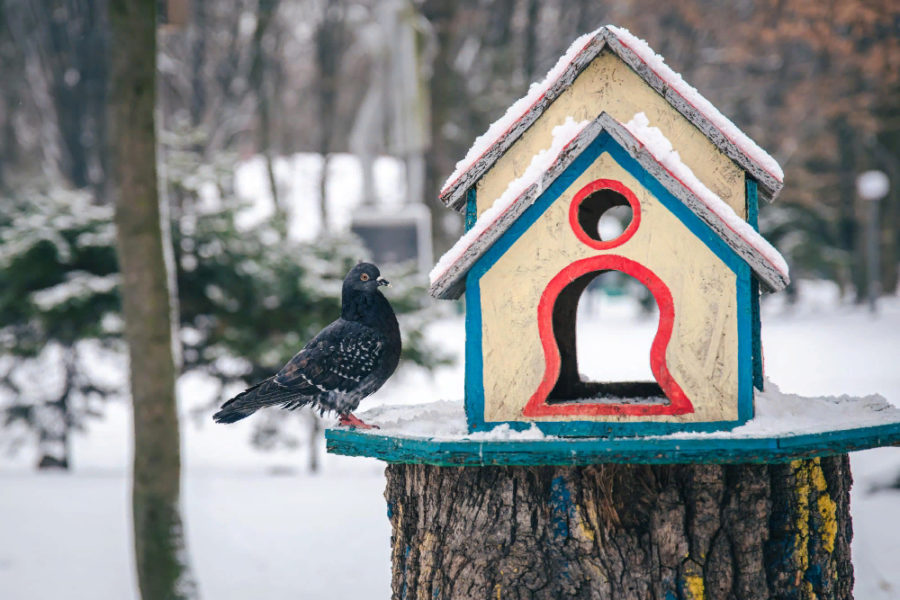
338, 413, 379, 429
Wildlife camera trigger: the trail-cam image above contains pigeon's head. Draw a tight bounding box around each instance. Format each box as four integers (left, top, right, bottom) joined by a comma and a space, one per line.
344, 262, 390, 294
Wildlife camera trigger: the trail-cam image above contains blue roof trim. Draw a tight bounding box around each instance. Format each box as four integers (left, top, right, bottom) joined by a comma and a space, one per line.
464, 131, 754, 436
325, 421, 900, 466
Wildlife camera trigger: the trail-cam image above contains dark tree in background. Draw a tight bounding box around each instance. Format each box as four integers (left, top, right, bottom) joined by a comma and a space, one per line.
108, 0, 197, 597
0, 187, 121, 469
1, 0, 109, 193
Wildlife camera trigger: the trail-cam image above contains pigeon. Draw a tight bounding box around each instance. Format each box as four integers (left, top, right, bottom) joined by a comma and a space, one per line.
213, 262, 401, 429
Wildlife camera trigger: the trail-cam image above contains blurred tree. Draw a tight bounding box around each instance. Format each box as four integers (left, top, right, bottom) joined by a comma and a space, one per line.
0, 186, 121, 469
0, 128, 451, 475
164, 127, 452, 472
314, 0, 347, 230
108, 0, 197, 597
2, 0, 109, 193
603, 0, 900, 299
248, 0, 287, 234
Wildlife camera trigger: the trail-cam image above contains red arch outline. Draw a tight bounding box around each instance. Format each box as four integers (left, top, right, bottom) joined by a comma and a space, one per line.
568, 179, 641, 250
521, 255, 694, 417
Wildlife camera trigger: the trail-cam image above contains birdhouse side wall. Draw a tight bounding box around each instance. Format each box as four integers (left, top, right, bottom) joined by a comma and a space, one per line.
470, 143, 750, 431
474, 51, 747, 222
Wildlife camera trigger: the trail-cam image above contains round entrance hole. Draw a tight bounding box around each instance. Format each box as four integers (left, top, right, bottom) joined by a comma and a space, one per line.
576, 188, 634, 243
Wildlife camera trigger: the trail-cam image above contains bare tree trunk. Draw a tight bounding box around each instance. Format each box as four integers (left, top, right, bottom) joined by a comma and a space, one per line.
315, 0, 346, 233
108, 1, 197, 597
421, 0, 463, 256
523, 0, 540, 84
249, 0, 286, 238
307, 409, 321, 474
386, 457, 852, 599
36, 346, 75, 470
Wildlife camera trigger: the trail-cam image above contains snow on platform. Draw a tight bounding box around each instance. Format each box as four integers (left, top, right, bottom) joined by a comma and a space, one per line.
326, 382, 900, 466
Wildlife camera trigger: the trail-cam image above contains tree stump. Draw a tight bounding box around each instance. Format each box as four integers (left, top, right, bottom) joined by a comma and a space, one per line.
385, 456, 852, 600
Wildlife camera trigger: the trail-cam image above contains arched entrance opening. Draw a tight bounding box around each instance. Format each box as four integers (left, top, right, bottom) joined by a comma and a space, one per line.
522, 255, 692, 418
548, 269, 664, 402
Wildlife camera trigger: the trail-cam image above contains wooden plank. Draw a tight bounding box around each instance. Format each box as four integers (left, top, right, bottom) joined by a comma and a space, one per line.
325, 422, 900, 466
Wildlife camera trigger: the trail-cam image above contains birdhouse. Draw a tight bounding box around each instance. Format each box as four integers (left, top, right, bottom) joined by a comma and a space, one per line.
429, 25, 791, 437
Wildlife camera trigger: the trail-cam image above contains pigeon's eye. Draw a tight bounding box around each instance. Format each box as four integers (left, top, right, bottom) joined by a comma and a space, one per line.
360, 273, 370, 281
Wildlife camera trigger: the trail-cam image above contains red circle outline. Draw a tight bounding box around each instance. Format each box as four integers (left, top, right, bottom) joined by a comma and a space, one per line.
522, 255, 693, 418
568, 179, 641, 250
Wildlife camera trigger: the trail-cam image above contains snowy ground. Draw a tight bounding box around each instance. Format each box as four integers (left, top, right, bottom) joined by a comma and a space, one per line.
1, 286, 899, 599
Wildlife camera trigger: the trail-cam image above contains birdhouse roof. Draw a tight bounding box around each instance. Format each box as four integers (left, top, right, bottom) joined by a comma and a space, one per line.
438, 25, 784, 213
428, 112, 790, 300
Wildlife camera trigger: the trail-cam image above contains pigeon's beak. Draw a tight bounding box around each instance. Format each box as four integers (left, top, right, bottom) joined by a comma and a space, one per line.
376, 277, 391, 287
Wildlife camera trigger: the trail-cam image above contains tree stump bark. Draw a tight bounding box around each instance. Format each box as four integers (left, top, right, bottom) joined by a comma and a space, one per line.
385, 456, 852, 599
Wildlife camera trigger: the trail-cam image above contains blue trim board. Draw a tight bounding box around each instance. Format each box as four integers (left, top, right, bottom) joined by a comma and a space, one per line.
746, 177, 759, 231
464, 188, 477, 232
736, 262, 754, 422
463, 131, 755, 436
746, 176, 764, 390
464, 272, 482, 429
325, 422, 900, 466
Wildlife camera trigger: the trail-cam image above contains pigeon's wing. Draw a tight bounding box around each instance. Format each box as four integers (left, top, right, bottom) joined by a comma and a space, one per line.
274, 320, 385, 396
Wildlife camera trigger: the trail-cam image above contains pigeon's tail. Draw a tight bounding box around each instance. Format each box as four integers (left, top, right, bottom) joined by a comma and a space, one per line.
213, 376, 309, 424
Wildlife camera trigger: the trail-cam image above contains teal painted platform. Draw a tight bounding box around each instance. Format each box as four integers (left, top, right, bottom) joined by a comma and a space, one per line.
326, 423, 900, 466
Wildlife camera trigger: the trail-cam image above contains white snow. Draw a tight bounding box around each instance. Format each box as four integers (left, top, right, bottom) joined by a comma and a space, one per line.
607, 25, 784, 183
30, 272, 119, 311
624, 112, 789, 279
347, 381, 899, 443
2, 287, 900, 599
430, 117, 590, 284
440, 29, 600, 196
441, 25, 783, 203
352, 400, 546, 441
234, 152, 406, 241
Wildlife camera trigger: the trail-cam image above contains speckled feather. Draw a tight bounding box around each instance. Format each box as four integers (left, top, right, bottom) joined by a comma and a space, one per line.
213, 263, 401, 423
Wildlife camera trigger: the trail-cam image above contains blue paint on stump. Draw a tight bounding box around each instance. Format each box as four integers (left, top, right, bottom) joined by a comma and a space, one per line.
549, 476, 573, 539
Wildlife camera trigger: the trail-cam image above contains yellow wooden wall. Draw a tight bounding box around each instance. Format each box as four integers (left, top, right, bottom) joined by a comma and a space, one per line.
479, 152, 740, 424
475, 51, 746, 221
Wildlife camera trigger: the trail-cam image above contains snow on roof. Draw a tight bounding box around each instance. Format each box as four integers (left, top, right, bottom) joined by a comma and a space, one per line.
623, 112, 789, 280
607, 26, 783, 184
429, 117, 590, 286
428, 112, 789, 300
439, 25, 784, 212
439, 29, 600, 200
